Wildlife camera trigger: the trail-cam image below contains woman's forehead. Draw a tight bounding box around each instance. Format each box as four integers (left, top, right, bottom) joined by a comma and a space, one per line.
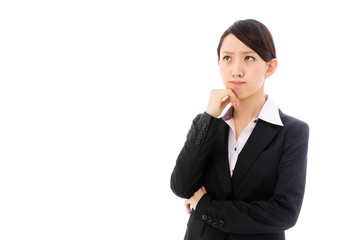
220, 34, 254, 54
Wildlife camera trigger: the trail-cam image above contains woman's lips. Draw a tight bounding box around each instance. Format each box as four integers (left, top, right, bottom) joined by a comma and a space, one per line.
231, 81, 246, 85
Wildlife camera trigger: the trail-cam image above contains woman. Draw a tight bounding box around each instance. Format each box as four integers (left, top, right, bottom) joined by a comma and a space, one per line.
170, 19, 309, 240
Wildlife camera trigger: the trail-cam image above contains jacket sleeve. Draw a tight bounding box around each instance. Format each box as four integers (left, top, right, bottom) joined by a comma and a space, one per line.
193, 121, 310, 234
170, 112, 221, 199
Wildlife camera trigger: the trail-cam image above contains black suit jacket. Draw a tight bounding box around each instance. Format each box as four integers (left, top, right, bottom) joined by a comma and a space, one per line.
171, 110, 309, 240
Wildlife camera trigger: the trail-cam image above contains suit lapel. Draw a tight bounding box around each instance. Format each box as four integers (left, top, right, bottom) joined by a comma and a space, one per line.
231, 119, 280, 186
212, 120, 233, 198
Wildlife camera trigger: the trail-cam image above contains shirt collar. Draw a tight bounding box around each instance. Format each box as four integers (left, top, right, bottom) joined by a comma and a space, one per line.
221, 95, 284, 126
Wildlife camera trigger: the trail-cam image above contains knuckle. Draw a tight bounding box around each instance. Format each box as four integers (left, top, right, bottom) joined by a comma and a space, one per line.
210, 89, 219, 95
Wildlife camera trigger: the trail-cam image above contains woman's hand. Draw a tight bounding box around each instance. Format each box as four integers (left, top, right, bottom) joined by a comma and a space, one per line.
185, 186, 207, 214
206, 89, 239, 118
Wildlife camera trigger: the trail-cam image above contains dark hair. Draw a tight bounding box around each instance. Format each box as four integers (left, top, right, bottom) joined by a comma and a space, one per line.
217, 19, 276, 62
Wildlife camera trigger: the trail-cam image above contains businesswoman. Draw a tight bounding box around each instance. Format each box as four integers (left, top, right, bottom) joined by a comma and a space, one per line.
170, 19, 309, 240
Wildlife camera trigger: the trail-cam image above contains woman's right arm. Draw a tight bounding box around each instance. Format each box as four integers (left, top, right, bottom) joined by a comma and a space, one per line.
170, 89, 239, 199
170, 112, 220, 199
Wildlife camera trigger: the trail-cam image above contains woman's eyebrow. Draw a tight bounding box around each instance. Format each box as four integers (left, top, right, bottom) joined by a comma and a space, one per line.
221, 51, 233, 55
221, 50, 256, 55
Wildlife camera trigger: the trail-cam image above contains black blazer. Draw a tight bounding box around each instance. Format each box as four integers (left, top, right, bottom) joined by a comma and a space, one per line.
171, 110, 309, 240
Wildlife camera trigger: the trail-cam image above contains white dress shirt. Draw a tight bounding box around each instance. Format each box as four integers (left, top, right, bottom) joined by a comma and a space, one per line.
221, 96, 284, 176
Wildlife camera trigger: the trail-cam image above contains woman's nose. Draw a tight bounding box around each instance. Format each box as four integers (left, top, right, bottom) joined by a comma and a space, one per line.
232, 63, 244, 78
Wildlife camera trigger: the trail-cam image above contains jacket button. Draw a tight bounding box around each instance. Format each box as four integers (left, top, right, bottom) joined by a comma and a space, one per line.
200, 128, 206, 134
212, 218, 218, 225
202, 123, 207, 129
197, 134, 203, 139
207, 216, 212, 223
195, 140, 201, 145
202, 215, 207, 221
219, 220, 224, 226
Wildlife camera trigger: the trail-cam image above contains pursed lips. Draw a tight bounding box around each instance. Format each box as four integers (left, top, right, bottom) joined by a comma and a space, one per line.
230, 81, 246, 85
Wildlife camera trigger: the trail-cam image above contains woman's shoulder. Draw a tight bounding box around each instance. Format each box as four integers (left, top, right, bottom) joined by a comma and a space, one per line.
279, 110, 309, 131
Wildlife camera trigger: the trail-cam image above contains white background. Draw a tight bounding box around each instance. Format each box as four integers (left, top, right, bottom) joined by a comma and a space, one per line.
1, 0, 360, 239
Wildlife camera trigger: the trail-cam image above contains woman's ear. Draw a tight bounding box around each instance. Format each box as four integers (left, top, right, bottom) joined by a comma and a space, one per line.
265, 58, 278, 78
217, 58, 220, 66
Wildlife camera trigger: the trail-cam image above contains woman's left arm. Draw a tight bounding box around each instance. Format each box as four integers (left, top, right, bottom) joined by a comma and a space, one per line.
191, 122, 309, 234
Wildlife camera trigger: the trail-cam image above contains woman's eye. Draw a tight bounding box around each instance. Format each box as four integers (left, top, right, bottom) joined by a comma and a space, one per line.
223, 56, 232, 61
245, 56, 255, 61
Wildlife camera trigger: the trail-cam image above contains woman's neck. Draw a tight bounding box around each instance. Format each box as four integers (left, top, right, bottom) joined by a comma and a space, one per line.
233, 92, 266, 122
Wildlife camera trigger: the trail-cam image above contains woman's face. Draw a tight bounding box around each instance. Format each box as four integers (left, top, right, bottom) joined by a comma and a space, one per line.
218, 34, 276, 100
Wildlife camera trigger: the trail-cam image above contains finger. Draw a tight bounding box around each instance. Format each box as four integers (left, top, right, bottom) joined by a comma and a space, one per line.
184, 200, 191, 214
201, 186, 207, 193
220, 96, 231, 109
212, 89, 235, 102
225, 89, 239, 104
221, 95, 237, 108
